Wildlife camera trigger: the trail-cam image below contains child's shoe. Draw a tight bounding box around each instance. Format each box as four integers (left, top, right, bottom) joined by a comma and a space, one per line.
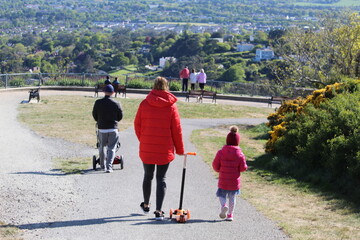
154, 210, 165, 221
225, 213, 233, 221
219, 206, 228, 219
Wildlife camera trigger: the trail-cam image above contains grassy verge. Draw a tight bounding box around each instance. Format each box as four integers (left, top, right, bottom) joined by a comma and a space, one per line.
191, 125, 360, 240
53, 157, 90, 174
17, 95, 271, 147
0, 222, 21, 240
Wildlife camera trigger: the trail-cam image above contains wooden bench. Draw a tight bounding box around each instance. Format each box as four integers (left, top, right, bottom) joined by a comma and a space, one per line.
95, 83, 126, 98
186, 90, 217, 103
28, 88, 40, 102
114, 84, 126, 98
268, 96, 293, 107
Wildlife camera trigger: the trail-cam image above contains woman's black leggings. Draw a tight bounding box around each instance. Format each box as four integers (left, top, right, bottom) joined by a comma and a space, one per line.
142, 163, 169, 211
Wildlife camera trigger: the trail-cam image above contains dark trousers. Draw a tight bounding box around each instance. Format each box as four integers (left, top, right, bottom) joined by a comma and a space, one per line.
182, 78, 189, 92
142, 163, 170, 211
199, 83, 205, 90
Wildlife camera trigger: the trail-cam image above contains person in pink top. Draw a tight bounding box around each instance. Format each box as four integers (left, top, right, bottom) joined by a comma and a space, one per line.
179, 66, 190, 92
212, 126, 247, 221
196, 68, 207, 90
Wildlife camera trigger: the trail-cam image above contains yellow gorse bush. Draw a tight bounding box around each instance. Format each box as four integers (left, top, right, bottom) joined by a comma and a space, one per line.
265, 81, 359, 153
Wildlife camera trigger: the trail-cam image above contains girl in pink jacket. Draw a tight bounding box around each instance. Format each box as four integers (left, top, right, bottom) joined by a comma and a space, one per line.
212, 126, 247, 221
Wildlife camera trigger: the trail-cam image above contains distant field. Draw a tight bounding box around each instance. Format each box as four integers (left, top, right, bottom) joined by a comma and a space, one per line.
109, 65, 140, 82
296, 0, 360, 7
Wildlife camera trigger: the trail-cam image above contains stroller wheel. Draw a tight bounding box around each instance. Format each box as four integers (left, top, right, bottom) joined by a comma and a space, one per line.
120, 155, 124, 169
92, 155, 97, 170
116, 142, 121, 151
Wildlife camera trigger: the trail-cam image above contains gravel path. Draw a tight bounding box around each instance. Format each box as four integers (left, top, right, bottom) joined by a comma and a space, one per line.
0, 90, 288, 240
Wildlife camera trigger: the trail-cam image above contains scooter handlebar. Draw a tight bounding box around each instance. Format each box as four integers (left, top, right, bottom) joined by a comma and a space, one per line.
186, 152, 197, 156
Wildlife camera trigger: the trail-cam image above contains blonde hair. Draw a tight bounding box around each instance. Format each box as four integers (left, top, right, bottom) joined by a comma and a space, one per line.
153, 77, 169, 91
229, 125, 238, 134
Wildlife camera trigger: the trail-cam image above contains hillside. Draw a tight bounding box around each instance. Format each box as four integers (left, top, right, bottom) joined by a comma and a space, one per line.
0, 0, 356, 36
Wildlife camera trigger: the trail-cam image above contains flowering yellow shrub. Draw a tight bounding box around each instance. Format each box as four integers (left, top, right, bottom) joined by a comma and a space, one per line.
265, 80, 360, 153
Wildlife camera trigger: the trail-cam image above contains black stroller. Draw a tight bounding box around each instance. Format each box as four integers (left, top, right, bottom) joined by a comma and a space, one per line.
92, 124, 124, 170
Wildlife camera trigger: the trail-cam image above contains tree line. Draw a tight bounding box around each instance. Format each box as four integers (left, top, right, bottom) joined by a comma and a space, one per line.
1, 10, 360, 89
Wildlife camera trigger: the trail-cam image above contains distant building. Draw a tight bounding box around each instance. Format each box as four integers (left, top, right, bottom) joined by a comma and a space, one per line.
254, 47, 275, 61
159, 57, 176, 68
237, 43, 255, 52
209, 38, 223, 43
223, 35, 234, 42
139, 45, 151, 54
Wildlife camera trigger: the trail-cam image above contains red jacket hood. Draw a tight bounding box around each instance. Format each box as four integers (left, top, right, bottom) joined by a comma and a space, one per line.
146, 89, 177, 107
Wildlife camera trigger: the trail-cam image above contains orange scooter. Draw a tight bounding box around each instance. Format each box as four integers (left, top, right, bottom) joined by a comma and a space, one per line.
170, 152, 196, 223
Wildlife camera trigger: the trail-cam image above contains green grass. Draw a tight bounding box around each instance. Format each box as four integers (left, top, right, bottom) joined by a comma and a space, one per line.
109, 65, 142, 82
53, 157, 90, 174
18, 95, 272, 147
0, 222, 21, 240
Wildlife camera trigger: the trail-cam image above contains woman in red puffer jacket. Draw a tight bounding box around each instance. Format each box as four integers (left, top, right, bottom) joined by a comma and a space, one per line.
212, 126, 247, 221
134, 76, 184, 220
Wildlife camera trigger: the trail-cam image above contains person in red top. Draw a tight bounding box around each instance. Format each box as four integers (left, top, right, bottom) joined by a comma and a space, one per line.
212, 126, 247, 221
134, 76, 185, 220
179, 66, 190, 92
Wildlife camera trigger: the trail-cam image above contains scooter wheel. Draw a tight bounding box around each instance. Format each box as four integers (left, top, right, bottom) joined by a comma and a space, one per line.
92, 155, 97, 170
185, 209, 190, 220
169, 209, 173, 219
179, 215, 185, 223
120, 155, 124, 169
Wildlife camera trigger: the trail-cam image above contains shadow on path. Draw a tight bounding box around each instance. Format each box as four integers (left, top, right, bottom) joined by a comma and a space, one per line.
2, 214, 222, 230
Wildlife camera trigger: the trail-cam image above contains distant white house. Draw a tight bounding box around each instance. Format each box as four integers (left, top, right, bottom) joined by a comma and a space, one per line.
237, 43, 255, 52
159, 57, 176, 68
254, 47, 275, 61
209, 38, 224, 43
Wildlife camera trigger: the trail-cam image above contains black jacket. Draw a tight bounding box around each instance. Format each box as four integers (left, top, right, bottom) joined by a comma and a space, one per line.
92, 96, 123, 129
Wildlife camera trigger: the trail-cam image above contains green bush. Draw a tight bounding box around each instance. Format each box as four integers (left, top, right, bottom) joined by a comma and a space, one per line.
271, 90, 360, 195
9, 79, 25, 87
127, 79, 152, 89
169, 81, 181, 91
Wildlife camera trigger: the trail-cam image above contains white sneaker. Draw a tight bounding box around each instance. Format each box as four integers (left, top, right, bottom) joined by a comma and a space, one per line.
219, 206, 228, 219
105, 169, 113, 173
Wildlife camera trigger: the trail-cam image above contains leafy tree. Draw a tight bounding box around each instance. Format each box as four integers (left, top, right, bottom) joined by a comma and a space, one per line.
111, 53, 130, 67
41, 60, 57, 73
74, 52, 94, 73
24, 55, 41, 69
273, 11, 360, 88
215, 42, 231, 53
211, 31, 224, 38
111, 28, 131, 52
166, 32, 205, 58
39, 39, 54, 52
219, 63, 246, 82
21, 33, 40, 47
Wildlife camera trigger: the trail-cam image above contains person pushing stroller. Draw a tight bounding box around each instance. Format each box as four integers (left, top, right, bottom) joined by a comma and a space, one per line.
92, 84, 123, 173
